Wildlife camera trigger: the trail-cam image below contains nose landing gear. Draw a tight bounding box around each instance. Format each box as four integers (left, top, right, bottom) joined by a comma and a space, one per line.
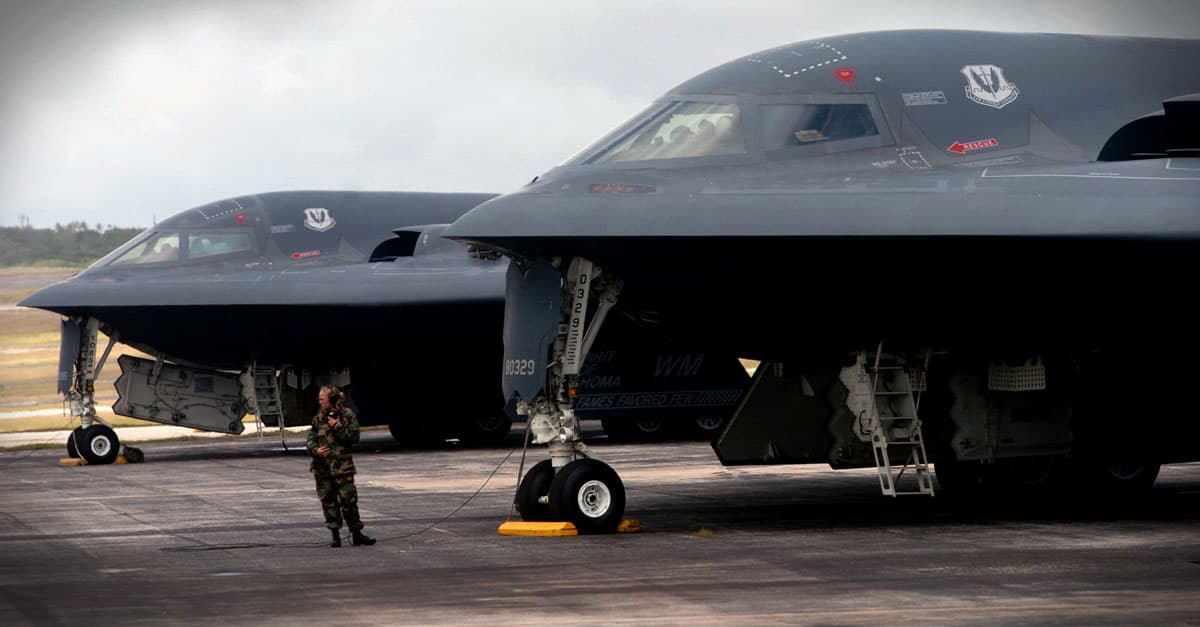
508, 257, 628, 533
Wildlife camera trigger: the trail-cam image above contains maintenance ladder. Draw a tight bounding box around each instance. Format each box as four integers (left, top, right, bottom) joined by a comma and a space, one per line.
251, 364, 288, 448
868, 345, 935, 497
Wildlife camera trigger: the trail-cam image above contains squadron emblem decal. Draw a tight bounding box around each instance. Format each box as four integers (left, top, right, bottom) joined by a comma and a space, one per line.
961, 64, 1019, 109
303, 207, 336, 232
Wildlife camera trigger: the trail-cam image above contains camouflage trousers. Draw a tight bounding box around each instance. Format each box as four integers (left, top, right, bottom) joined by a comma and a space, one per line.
314, 471, 364, 531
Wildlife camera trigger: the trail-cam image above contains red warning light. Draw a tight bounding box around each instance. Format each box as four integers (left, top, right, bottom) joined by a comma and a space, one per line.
834, 68, 856, 84
235, 214, 247, 223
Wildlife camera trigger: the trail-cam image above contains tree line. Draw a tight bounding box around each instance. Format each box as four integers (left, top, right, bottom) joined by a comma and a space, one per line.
0, 222, 144, 267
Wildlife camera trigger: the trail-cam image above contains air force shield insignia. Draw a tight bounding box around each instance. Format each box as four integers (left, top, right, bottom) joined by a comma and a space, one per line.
961, 64, 1019, 109
303, 207, 336, 232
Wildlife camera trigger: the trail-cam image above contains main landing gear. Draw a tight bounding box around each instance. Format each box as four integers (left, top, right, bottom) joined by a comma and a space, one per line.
510, 258, 628, 533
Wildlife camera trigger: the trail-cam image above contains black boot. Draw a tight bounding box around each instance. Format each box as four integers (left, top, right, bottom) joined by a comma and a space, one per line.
352, 529, 376, 546
330, 529, 342, 547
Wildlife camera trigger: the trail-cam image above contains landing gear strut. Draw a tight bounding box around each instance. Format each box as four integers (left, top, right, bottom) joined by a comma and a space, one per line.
60, 317, 122, 464
510, 257, 627, 533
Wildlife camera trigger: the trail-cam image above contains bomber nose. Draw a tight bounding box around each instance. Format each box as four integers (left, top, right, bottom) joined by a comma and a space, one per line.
18, 279, 83, 315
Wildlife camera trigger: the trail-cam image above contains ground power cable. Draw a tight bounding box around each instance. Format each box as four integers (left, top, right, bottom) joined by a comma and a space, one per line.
343, 447, 517, 545
166, 447, 519, 551
507, 418, 535, 523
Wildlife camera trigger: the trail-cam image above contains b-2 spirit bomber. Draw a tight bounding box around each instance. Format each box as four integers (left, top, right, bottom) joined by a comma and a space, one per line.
444, 30, 1200, 532
20, 191, 750, 463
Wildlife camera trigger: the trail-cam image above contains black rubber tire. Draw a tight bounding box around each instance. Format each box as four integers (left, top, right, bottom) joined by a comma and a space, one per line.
516, 459, 556, 521
1099, 461, 1161, 489
600, 417, 632, 441
457, 414, 513, 444
1071, 459, 1161, 497
601, 417, 666, 442
689, 415, 726, 440
65, 427, 85, 458
79, 425, 120, 465
633, 418, 666, 438
549, 459, 625, 534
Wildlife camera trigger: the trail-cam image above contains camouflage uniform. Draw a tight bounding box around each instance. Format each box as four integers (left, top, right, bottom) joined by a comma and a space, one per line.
307, 405, 365, 531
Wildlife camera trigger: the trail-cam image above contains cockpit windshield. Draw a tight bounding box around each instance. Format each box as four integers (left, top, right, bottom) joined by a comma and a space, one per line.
107, 229, 257, 266
760, 103, 879, 150
110, 232, 181, 265
579, 101, 746, 164
188, 232, 255, 259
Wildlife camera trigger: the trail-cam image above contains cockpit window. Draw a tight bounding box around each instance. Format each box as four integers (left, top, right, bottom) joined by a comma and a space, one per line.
110, 232, 180, 265
106, 230, 257, 266
760, 104, 879, 151
189, 232, 254, 259
584, 101, 746, 164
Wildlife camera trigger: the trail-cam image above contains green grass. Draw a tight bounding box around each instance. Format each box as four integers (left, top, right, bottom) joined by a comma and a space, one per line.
0, 413, 161, 433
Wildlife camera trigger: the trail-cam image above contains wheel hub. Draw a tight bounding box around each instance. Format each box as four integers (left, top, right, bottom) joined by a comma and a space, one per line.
577, 480, 612, 518
1106, 463, 1144, 481
635, 418, 663, 434
476, 415, 503, 432
90, 435, 111, 457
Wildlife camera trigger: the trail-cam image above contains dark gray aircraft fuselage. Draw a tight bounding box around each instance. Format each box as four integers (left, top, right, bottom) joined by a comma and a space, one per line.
20, 190, 750, 445
445, 30, 1200, 358
21, 191, 505, 369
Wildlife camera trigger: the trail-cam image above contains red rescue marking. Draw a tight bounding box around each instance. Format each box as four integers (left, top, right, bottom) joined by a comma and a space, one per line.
834, 68, 856, 84
947, 138, 998, 154
291, 250, 321, 260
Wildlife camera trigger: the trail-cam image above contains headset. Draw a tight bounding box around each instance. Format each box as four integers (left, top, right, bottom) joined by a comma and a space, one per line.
322, 386, 343, 407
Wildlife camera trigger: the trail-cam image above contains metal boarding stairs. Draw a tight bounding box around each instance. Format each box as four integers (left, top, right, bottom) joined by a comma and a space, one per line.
868, 346, 935, 497
250, 364, 289, 448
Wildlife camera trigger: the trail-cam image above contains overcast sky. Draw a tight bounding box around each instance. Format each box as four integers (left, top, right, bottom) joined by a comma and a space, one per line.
1, 0, 1197, 228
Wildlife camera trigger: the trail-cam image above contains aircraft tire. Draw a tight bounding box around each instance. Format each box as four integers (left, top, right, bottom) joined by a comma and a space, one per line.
516, 459, 555, 522
986, 456, 1065, 493
549, 458, 625, 534
689, 415, 726, 441
79, 425, 120, 465
1070, 458, 1161, 497
1096, 461, 1161, 494
456, 414, 513, 445
601, 417, 667, 442
599, 418, 632, 441
633, 417, 667, 439
65, 427, 86, 458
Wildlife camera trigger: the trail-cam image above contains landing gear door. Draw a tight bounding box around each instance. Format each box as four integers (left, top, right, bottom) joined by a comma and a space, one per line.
57, 319, 81, 395
502, 259, 560, 411
112, 354, 247, 434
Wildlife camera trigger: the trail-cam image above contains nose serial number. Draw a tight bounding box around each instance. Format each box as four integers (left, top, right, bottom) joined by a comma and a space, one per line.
504, 359, 537, 376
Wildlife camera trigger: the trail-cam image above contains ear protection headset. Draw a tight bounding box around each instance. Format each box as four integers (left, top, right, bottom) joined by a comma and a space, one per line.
325, 386, 343, 406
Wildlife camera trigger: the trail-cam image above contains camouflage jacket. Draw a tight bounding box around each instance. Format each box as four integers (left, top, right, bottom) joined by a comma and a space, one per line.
307, 406, 360, 476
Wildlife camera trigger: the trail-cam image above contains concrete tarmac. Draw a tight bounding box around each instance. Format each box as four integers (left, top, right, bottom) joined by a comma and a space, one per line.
2, 423, 1199, 625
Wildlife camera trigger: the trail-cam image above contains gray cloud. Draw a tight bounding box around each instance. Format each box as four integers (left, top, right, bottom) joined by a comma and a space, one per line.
2, 0, 1197, 227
